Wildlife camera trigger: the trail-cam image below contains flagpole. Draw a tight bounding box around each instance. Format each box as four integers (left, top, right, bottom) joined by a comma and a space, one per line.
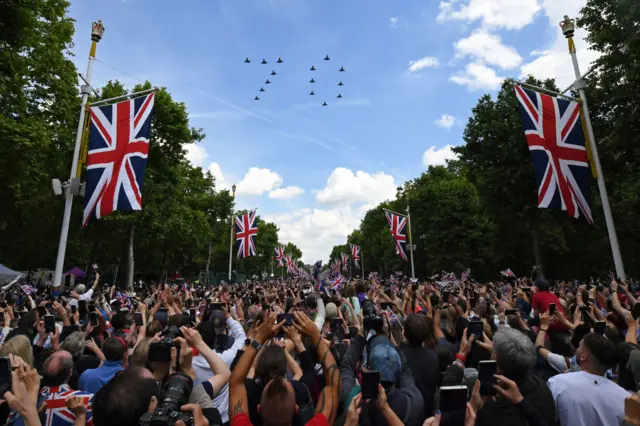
561, 16, 625, 278
227, 184, 236, 283
53, 21, 105, 288
361, 249, 364, 279
349, 256, 352, 280
407, 205, 416, 280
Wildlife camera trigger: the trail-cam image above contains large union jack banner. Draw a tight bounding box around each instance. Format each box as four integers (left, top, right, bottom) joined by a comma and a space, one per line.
384, 209, 408, 261
350, 243, 361, 269
274, 246, 286, 267
83, 93, 155, 227
236, 210, 258, 258
514, 85, 593, 223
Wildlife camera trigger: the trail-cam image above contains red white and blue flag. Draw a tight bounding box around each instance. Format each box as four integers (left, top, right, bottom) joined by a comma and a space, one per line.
20, 285, 36, 295
83, 93, 155, 227
235, 210, 258, 258
341, 253, 349, 271
350, 243, 361, 269
274, 246, 286, 267
286, 255, 296, 273
514, 85, 593, 223
384, 209, 408, 261
331, 274, 345, 291
42, 385, 94, 426
501, 268, 516, 278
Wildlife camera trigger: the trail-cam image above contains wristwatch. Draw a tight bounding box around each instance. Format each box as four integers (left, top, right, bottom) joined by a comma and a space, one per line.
244, 339, 262, 351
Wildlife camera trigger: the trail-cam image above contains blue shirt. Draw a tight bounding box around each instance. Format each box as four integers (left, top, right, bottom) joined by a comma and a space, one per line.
78, 360, 123, 394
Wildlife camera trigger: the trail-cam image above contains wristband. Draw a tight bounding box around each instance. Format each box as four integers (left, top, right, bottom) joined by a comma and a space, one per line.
540, 328, 549, 333
535, 345, 544, 352
456, 353, 467, 362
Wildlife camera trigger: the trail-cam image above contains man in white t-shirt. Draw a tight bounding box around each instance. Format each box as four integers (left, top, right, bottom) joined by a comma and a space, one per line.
69, 273, 100, 307
547, 332, 628, 426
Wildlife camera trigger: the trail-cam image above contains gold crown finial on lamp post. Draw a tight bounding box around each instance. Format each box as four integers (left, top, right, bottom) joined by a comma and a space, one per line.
91, 20, 105, 42
559, 15, 575, 38
232, 184, 237, 198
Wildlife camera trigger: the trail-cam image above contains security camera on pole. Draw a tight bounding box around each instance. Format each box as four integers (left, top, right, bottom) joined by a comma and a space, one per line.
52, 21, 105, 287
560, 15, 625, 278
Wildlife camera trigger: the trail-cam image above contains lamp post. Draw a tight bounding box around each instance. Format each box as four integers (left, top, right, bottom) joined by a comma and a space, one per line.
227, 184, 236, 283
560, 16, 625, 278
53, 20, 105, 287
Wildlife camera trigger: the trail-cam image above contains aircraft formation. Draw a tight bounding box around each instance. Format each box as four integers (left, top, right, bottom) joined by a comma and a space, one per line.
244, 55, 346, 106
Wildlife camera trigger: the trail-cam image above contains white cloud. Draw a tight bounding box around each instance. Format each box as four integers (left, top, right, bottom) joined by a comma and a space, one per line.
269, 186, 304, 199
315, 168, 397, 206
423, 145, 459, 167
437, 0, 541, 30
389, 17, 399, 28
206, 162, 230, 190
435, 114, 456, 129
236, 167, 283, 196
454, 30, 522, 70
184, 144, 209, 168
450, 62, 504, 91
408, 56, 440, 73
520, 1, 599, 88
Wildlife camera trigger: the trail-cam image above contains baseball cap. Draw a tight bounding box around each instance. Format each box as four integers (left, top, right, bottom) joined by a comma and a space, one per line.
368, 343, 402, 383
325, 303, 338, 320
210, 310, 227, 329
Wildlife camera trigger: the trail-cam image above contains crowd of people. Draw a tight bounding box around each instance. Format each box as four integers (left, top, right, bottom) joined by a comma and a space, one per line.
0, 271, 639, 426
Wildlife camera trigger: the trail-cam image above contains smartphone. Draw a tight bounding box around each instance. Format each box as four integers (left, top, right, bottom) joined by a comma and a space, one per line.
209, 303, 223, 311
633, 304, 640, 320
189, 308, 197, 318
78, 300, 87, 318
442, 291, 450, 303
360, 371, 380, 399
44, 315, 55, 334
37, 306, 47, 318
438, 386, 468, 426
134, 312, 144, 326
469, 320, 483, 339
0, 357, 11, 395
595, 320, 606, 335
148, 342, 172, 363
70, 305, 77, 314
478, 360, 498, 395
88, 312, 99, 327
380, 302, 394, 311
505, 309, 517, 316
277, 313, 294, 326
549, 303, 556, 316
330, 318, 344, 333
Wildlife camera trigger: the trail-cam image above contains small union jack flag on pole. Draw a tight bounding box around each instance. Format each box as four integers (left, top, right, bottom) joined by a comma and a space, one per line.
514, 85, 593, 223
350, 244, 361, 269
83, 92, 155, 227
501, 268, 516, 278
274, 246, 286, 267
235, 210, 258, 258
384, 209, 408, 261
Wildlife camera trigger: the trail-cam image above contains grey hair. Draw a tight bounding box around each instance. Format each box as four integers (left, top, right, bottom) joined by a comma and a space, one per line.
493, 328, 537, 379
60, 331, 86, 357
75, 284, 86, 295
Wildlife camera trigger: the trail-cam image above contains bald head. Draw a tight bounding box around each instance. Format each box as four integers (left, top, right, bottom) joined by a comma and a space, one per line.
259, 376, 296, 426
43, 350, 73, 387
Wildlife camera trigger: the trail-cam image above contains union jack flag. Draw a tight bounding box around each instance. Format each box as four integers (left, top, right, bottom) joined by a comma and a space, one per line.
341, 253, 349, 271
286, 255, 296, 273
331, 274, 345, 291
274, 246, 286, 267
384, 209, 408, 261
20, 284, 37, 295
501, 268, 516, 278
350, 244, 361, 269
235, 210, 258, 258
514, 85, 593, 223
83, 93, 155, 227
42, 385, 94, 426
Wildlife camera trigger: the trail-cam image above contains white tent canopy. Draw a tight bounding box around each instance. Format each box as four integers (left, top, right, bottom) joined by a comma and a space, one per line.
0, 264, 22, 284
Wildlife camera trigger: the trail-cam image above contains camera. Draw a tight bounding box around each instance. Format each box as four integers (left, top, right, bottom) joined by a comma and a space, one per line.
361, 300, 383, 332
140, 372, 193, 426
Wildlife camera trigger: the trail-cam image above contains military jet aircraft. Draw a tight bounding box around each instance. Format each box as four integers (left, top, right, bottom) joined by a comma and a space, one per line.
338, 81, 344, 86
309, 78, 316, 83
259, 87, 265, 92
310, 65, 316, 71
324, 55, 330, 61
339, 66, 345, 72
309, 90, 315, 96
244, 57, 251, 63
337, 93, 343, 99
265, 79, 271, 84
254, 96, 260, 100
277, 57, 283, 63
261, 59, 268, 64
271, 70, 277, 76
322, 102, 328, 106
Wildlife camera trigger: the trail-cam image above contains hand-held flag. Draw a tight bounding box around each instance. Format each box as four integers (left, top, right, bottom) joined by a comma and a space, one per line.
514, 85, 593, 224
83, 93, 155, 227
235, 210, 258, 258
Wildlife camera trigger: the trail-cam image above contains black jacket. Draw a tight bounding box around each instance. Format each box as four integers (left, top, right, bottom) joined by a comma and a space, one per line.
400, 343, 439, 417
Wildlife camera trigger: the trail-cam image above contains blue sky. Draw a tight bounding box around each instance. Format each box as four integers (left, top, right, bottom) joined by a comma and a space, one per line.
68, 0, 597, 263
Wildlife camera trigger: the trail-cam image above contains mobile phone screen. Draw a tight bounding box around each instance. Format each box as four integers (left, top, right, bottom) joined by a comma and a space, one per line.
277, 313, 294, 326
595, 321, 606, 335
71, 305, 77, 314
44, 315, 55, 334
330, 318, 343, 332
549, 303, 556, 315
148, 342, 171, 363
0, 358, 10, 394
439, 386, 468, 426
79, 300, 87, 318
134, 312, 144, 326
88, 312, 99, 327
360, 371, 380, 399
478, 361, 497, 395
189, 308, 197, 318
632, 303, 640, 320
469, 321, 483, 339
380, 302, 393, 311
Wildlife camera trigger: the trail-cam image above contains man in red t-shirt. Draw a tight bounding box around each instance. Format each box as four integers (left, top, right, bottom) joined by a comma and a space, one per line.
531, 277, 568, 331
229, 311, 340, 426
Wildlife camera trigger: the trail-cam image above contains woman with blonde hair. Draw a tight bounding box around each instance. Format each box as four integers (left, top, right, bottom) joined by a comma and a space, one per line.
0, 335, 34, 367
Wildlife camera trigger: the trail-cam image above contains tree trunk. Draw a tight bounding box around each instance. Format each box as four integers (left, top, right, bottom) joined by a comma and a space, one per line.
205, 241, 212, 286
126, 225, 135, 292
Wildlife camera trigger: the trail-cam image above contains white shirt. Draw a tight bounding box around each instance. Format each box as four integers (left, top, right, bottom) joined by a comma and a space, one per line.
192, 317, 246, 424
547, 370, 628, 426
69, 288, 94, 307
